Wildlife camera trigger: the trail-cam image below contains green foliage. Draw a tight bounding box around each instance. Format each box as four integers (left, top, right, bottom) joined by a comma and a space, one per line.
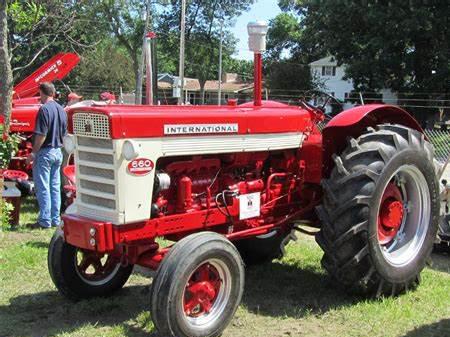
71, 41, 136, 97
226, 59, 253, 81
8, 1, 106, 82
92, 0, 147, 75
6, 0, 256, 99
0, 199, 13, 231
157, 0, 255, 100
278, 0, 450, 93
265, 60, 312, 93
0, 125, 20, 170
265, 11, 314, 92
266, 13, 302, 60
8, 1, 44, 32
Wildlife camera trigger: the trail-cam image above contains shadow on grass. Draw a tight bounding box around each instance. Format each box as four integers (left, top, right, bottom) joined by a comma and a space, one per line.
401, 319, 450, 337
25, 240, 49, 249
0, 260, 359, 337
0, 285, 156, 337
20, 195, 38, 211
242, 261, 361, 318
430, 251, 450, 274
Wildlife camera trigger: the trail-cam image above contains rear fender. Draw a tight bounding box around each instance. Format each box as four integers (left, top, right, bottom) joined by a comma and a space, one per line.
322, 104, 424, 178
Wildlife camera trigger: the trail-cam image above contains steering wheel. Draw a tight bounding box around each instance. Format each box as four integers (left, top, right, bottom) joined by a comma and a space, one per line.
300, 90, 344, 116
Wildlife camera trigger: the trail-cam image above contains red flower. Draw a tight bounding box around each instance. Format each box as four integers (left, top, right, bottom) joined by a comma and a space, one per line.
2, 133, 8, 141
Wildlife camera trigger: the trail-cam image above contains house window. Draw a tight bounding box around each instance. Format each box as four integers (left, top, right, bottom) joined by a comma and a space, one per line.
322, 66, 336, 76
189, 92, 196, 105
223, 93, 229, 101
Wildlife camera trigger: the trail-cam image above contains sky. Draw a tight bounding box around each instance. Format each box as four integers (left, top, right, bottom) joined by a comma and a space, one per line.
231, 0, 282, 60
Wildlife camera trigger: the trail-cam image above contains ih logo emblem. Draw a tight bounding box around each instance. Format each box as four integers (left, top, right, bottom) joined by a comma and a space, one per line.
84, 120, 93, 133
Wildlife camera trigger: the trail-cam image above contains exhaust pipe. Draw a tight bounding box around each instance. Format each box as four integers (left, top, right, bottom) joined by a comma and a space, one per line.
247, 21, 268, 107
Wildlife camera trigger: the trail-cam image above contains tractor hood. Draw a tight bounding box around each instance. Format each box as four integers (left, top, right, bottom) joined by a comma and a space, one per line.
0, 105, 39, 133
67, 101, 314, 139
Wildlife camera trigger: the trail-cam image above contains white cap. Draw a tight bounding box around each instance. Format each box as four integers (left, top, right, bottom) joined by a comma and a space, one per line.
247, 21, 268, 53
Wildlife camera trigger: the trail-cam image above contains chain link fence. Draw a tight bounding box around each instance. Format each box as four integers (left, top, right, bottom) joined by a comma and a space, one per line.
424, 128, 450, 179
424, 128, 450, 163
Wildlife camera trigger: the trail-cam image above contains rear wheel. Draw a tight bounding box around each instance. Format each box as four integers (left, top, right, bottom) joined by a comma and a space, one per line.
150, 232, 244, 337
234, 229, 296, 265
317, 124, 440, 296
436, 214, 450, 249
48, 229, 133, 300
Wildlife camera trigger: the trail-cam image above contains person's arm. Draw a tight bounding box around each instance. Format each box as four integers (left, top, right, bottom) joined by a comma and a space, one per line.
32, 134, 46, 154
26, 107, 48, 164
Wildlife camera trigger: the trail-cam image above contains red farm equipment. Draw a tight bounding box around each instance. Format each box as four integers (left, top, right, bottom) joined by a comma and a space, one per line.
48, 23, 441, 337
1, 53, 80, 200
1, 53, 80, 189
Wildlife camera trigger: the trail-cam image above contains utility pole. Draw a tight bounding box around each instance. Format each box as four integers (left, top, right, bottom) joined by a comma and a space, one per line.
151, 37, 158, 104
145, 32, 156, 105
218, 19, 223, 106
178, 0, 186, 105
136, 0, 152, 104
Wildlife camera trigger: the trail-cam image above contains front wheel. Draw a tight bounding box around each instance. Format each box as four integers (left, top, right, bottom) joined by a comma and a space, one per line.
317, 124, 440, 296
150, 232, 244, 337
48, 229, 133, 300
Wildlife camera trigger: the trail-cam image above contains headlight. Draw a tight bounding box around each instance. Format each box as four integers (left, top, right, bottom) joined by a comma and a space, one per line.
63, 135, 75, 153
122, 140, 139, 160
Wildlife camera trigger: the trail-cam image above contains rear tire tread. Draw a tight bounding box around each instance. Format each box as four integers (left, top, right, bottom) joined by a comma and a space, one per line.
316, 124, 439, 297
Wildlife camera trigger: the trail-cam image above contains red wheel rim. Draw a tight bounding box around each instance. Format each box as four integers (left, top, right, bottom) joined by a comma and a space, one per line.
183, 263, 222, 317
378, 182, 404, 245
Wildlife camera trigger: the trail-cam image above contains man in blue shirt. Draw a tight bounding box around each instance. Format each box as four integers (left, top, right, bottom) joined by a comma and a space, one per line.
27, 82, 67, 229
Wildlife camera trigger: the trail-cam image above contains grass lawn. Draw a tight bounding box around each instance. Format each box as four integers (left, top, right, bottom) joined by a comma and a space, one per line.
0, 197, 449, 337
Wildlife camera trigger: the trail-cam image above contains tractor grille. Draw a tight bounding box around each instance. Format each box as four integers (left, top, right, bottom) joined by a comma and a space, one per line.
72, 113, 116, 214
73, 107, 118, 220
74, 134, 117, 214
73, 113, 110, 139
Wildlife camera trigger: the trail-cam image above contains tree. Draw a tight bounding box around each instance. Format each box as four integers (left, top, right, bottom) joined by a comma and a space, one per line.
157, 0, 255, 104
92, 0, 153, 103
278, 0, 450, 93
226, 58, 253, 81
69, 41, 136, 99
0, 0, 12, 132
8, 1, 102, 83
264, 12, 314, 94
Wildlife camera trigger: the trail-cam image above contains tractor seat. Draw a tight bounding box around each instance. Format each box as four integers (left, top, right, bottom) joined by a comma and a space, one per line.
3, 170, 29, 182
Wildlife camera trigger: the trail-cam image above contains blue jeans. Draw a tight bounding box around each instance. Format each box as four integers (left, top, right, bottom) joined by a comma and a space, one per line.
33, 147, 63, 228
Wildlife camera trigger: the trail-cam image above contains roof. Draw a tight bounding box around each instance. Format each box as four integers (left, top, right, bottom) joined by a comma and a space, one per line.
309, 56, 338, 66
158, 81, 173, 89
157, 79, 253, 93
183, 79, 253, 92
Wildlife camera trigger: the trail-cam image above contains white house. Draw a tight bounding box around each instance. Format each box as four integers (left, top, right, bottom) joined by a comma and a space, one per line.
309, 56, 398, 111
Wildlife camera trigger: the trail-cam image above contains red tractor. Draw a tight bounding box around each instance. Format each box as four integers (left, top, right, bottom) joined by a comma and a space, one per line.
1, 53, 80, 190
48, 23, 440, 337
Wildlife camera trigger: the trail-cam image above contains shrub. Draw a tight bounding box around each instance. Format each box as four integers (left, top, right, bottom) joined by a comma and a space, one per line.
0, 124, 21, 169
0, 199, 14, 231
